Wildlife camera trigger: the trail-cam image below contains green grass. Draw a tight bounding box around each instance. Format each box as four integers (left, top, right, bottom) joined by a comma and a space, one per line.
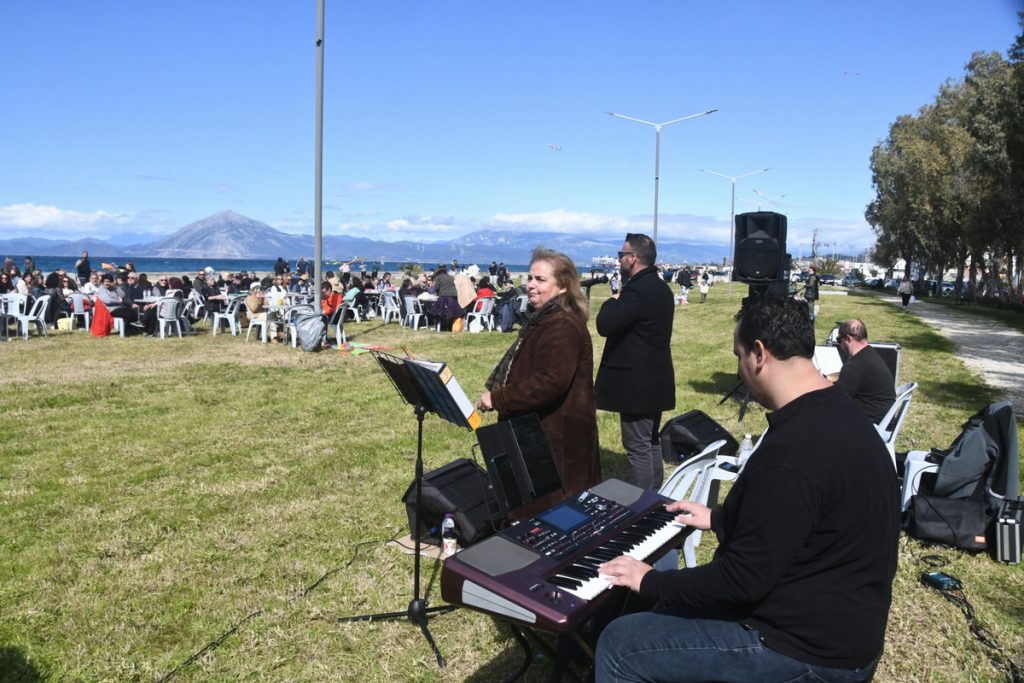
1, 286, 1022, 682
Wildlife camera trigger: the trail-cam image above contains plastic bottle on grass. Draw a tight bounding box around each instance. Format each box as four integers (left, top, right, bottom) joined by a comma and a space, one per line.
738, 434, 754, 467
441, 513, 459, 559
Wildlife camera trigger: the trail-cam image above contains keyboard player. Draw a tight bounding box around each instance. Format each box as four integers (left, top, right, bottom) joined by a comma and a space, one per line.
594, 295, 900, 683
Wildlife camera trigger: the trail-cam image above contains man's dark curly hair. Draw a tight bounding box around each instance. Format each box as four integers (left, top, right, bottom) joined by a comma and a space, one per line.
734, 295, 815, 360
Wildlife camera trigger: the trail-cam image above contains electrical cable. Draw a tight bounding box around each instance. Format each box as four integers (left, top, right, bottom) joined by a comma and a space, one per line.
936, 587, 1023, 683
903, 534, 953, 568
155, 530, 403, 682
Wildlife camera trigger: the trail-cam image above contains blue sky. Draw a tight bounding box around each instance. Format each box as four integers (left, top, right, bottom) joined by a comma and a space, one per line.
1, 1, 1020, 258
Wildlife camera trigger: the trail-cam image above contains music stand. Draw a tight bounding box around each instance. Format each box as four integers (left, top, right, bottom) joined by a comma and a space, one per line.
337, 351, 479, 667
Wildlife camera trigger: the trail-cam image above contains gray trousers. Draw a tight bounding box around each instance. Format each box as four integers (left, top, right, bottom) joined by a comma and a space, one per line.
620, 412, 663, 489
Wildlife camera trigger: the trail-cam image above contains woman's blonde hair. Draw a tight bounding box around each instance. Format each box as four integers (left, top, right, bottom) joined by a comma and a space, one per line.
531, 247, 588, 320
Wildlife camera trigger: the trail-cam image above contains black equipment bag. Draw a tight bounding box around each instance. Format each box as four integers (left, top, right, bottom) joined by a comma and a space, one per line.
906, 495, 988, 552
659, 410, 739, 464
402, 458, 500, 548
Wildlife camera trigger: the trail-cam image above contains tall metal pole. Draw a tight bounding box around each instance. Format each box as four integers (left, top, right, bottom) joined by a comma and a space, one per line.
653, 127, 661, 240
699, 168, 769, 294
313, 0, 325, 314
608, 109, 717, 244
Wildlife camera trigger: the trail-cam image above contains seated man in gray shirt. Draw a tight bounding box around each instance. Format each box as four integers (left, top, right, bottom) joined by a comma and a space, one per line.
836, 318, 896, 423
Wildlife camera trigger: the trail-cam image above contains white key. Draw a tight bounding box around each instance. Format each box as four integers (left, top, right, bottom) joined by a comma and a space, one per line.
555, 520, 686, 601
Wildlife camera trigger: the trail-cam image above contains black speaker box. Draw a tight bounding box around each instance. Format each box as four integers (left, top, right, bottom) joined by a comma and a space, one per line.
659, 409, 739, 463
734, 211, 787, 283
402, 458, 500, 548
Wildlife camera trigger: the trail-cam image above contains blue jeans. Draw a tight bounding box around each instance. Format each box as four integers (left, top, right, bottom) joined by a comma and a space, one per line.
594, 611, 877, 683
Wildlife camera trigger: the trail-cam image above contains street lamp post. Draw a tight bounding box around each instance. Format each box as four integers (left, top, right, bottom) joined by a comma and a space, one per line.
698, 167, 769, 293
608, 109, 717, 244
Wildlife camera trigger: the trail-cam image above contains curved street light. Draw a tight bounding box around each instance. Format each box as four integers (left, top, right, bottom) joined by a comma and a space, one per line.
699, 167, 769, 292
608, 109, 717, 244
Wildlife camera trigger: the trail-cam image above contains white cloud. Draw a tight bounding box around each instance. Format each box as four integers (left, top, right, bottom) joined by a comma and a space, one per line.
0, 203, 131, 229
0, 203, 153, 240
487, 208, 633, 235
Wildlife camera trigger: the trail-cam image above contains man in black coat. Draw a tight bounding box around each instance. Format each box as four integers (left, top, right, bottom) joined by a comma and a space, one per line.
595, 233, 676, 489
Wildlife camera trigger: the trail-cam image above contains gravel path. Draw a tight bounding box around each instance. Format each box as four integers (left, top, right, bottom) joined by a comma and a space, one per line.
883, 296, 1024, 415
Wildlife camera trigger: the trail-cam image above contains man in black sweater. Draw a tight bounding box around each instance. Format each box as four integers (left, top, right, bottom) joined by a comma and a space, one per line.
836, 318, 896, 423
595, 295, 899, 683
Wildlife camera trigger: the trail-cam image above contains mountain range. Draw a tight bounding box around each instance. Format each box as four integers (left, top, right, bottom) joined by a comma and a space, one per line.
0, 210, 728, 265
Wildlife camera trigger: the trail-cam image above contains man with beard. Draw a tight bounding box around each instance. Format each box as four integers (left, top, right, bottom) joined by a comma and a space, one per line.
594, 232, 676, 489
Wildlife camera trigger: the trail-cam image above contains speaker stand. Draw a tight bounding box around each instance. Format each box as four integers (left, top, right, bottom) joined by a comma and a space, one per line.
719, 378, 753, 422
338, 404, 456, 667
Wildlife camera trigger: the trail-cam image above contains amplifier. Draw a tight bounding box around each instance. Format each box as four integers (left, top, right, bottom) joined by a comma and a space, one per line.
659, 409, 739, 463
996, 497, 1022, 564
402, 458, 500, 548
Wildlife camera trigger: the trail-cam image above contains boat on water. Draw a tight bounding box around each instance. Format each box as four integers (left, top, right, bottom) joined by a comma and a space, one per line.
591, 255, 618, 269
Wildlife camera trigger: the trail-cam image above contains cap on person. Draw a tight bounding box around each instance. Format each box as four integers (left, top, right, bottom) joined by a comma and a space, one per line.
249, 282, 261, 291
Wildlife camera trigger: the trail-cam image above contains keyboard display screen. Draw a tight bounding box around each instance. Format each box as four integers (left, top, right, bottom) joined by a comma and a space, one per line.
538, 503, 590, 533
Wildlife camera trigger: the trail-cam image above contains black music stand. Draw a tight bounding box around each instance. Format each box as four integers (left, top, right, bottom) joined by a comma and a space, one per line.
338, 351, 477, 667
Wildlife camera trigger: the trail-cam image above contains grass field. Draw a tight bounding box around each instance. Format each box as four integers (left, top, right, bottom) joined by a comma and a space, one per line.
1, 284, 1022, 682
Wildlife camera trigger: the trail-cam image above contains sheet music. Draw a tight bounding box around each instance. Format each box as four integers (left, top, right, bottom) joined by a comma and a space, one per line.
813, 345, 843, 376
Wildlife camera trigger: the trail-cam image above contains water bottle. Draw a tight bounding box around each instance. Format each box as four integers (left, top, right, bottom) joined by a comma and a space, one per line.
738, 434, 754, 467
441, 513, 459, 559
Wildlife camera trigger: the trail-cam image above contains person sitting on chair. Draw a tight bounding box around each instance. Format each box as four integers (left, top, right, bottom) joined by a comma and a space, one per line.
835, 319, 896, 424
95, 273, 140, 334
320, 280, 344, 325
594, 295, 899, 683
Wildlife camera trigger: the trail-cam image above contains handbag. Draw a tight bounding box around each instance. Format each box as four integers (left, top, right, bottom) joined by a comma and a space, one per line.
906, 495, 988, 551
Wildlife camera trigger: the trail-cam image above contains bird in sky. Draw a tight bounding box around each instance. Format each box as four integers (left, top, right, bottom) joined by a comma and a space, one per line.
841, 69, 862, 76
548, 144, 563, 151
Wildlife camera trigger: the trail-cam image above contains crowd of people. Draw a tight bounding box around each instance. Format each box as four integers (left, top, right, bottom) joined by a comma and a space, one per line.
0, 250, 529, 340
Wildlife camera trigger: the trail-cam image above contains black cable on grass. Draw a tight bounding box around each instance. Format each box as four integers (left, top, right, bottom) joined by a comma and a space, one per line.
156, 530, 404, 682
902, 533, 955, 568
935, 588, 1023, 683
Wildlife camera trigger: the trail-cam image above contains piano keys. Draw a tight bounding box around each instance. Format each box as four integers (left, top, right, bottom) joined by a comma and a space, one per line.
440, 478, 690, 632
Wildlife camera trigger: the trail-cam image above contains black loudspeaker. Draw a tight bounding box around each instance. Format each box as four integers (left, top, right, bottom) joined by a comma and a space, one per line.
659, 409, 740, 463
734, 211, 787, 283
402, 458, 500, 548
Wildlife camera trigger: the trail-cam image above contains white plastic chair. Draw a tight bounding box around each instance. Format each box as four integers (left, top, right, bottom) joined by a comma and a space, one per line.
900, 449, 937, 510
69, 293, 91, 332
210, 298, 243, 336
2, 293, 28, 316
876, 382, 917, 470
658, 439, 731, 569
465, 297, 495, 332
156, 297, 185, 339
378, 292, 401, 324
245, 304, 270, 344
326, 303, 347, 346
14, 294, 51, 339
111, 317, 126, 337
403, 297, 427, 330
185, 290, 207, 324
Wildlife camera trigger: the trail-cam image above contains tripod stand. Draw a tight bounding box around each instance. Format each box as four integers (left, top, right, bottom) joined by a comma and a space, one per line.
338, 351, 478, 667
719, 378, 753, 422
338, 403, 455, 667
